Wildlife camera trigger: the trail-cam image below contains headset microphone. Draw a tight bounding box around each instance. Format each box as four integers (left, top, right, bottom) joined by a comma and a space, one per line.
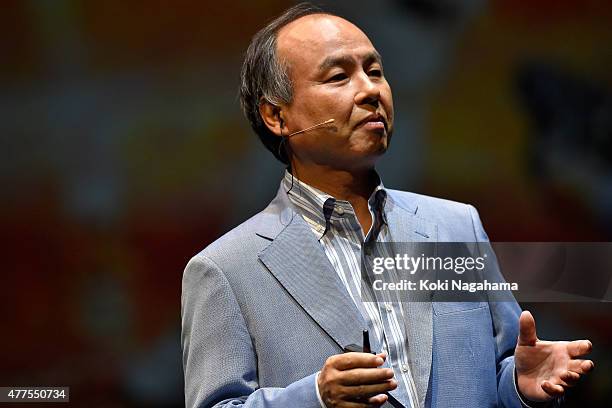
286, 119, 335, 137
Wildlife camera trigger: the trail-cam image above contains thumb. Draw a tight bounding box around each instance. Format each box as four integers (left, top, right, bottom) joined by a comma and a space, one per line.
518, 310, 538, 346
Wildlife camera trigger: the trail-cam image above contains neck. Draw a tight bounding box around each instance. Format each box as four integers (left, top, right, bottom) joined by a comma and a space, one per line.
289, 163, 380, 236
290, 164, 379, 202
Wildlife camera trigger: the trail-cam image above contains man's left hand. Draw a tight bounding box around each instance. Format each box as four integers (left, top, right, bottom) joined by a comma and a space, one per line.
515, 310, 594, 402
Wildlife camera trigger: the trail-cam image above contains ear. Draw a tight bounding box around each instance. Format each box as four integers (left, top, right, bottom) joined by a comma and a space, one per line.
259, 99, 287, 137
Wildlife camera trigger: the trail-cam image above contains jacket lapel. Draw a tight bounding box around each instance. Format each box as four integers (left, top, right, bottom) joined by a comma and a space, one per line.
385, 194, 437, 406
257, 188, 371, 352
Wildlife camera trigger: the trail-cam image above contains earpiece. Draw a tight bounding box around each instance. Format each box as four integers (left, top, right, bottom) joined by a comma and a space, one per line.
277, 112, 285, 132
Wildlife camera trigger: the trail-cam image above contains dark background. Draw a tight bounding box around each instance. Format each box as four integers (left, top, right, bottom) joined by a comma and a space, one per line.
2, 0, 611, 406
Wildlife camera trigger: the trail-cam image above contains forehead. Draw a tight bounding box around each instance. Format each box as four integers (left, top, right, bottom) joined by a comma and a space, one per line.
277, 14, 375, 69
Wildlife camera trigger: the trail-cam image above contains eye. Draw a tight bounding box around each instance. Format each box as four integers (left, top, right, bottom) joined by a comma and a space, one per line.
368, 69, 383, 77
327, 73, 348, 82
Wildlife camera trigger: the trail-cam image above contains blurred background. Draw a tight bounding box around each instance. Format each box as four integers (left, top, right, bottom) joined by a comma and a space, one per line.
2, 0, 611, 406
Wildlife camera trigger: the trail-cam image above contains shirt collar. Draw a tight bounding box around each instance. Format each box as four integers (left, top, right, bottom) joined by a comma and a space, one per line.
282, 170, 388, 230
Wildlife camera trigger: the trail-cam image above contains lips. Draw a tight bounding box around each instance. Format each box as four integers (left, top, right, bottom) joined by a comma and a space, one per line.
356, 113, 387, 132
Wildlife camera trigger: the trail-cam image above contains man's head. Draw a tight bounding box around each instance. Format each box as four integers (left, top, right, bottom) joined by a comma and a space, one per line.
240, 3, 393, 171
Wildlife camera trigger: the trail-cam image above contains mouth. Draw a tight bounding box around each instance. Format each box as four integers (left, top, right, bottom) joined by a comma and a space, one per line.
356, 113, 388, 133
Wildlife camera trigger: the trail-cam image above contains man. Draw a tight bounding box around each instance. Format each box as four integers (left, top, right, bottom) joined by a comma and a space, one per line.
181, 3, 594, 407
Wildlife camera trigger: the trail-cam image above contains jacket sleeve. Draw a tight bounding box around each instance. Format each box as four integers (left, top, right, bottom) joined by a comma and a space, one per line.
181, 254, 321, 408
467, 205, 524, 408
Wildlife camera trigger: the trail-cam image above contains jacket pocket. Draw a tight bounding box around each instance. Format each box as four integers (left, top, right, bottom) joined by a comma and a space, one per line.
432, 301, 488, 315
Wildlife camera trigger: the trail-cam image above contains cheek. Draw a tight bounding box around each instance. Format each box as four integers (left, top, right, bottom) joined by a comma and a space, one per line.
305, 87, 353, 114
382, 85, 394, 119
290, 95, 345, 129
319, 94, 353, 121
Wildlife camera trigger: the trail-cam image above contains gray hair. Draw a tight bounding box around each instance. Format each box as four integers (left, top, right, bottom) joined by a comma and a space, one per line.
239, 2, 331, 164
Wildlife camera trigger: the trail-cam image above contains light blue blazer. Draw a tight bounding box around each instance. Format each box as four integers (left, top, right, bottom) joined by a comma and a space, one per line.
181, 183, 524, 408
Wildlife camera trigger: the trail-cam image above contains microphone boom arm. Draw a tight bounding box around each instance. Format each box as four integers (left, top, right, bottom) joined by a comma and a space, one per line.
286, 119, 335, 137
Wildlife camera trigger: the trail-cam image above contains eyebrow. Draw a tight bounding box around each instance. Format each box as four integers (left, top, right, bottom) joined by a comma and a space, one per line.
317, 50, 383, 72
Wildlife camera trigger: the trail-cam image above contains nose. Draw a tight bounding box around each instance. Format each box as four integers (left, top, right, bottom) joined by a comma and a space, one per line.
354, 72, 381, 108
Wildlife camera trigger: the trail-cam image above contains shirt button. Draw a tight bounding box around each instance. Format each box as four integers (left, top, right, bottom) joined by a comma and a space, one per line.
336, 206, 345, 215
385, 303, 393, 312
401, 364, 409, 373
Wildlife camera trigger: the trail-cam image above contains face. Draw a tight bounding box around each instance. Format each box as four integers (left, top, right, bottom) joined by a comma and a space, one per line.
275, 14, 394, 170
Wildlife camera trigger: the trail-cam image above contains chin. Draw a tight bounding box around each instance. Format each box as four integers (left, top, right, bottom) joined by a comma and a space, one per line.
346, 148, 386, 170
353, 134, 388, 150
366, 140, 389, 156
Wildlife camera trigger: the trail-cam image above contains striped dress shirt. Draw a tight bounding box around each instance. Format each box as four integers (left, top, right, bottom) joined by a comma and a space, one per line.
282, 171, 419, 408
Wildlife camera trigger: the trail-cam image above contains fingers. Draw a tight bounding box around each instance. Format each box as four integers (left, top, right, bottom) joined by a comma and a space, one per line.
541, 380, 565, 398
568, 359, 595, 375
560, 370, 581, 387
567, 340, 593, 358
542, 361, 595, 398
340, 368, 395, 386
337, 379, 398, 400
331, 353, 385, 371
320, 352, 396, 407
330, 397, 387, 408
324, 401, 376, 408
368, 393, 389, 406
518, 311, 538, 346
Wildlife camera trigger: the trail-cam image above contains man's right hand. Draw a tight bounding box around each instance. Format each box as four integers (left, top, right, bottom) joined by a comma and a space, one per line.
318, 352, 397, 408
